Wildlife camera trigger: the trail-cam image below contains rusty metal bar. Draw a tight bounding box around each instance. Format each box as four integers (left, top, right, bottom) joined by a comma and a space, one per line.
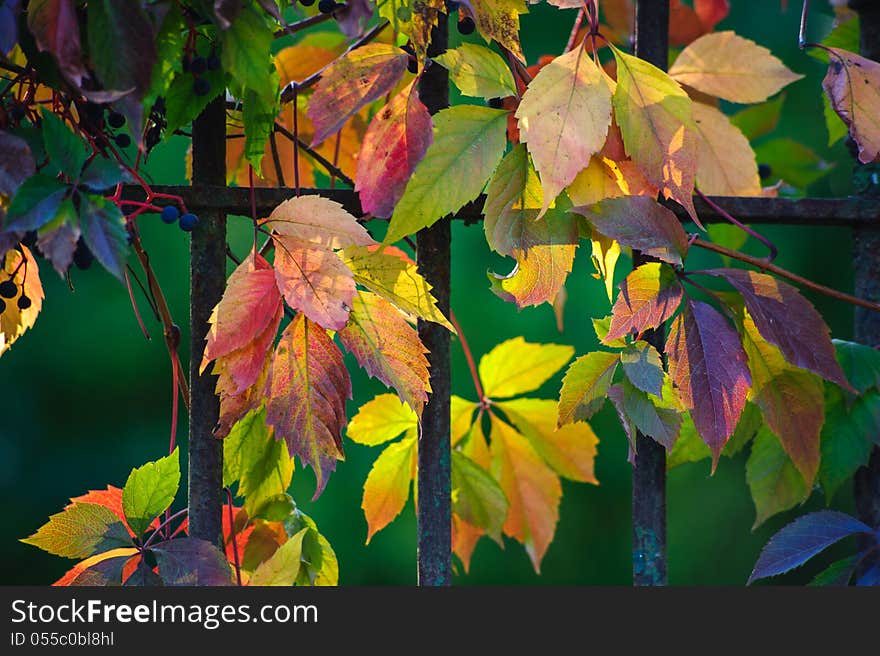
631, 0, 669, 587
415, 18, 452, 586
851, 0, 880, 578
125, 185, 879, 227
187, 96, 227, 546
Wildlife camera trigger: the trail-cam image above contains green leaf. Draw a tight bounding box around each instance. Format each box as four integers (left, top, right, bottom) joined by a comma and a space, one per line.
22, 503, 131, 559
833, 339, 880, 395
746, 426, 810, 529
557, 351, 619, 425
483, 144, 544, 256
251, 493, 297, 522
243, 75, 280, 177
223, 407, 294, 516
452, 450, 508, 541
222, 6, 276, 104
823, 93, 848, 147
249, 528, 309, 586
40, 109, 86, 177
284, 509, 339, 586
730, 95, 785, 141
164, 65, 227, 136
620, 340, 664, 398
385, 105, 508, 243
122, 448, 181, 538
668, 401, 762, 469
808, 16, 859, 64
592, 316, 627, 348
479, 337, 574, 399
4, 174, 69, 232
78, 194, 129, 280
752, 138, 830, 190
819, 387, 879, 502
808, 555, 858, 586
145, 3, 187, 109
79, 156, 130, 192
434, 43, 517, 100
616, 378, 683, 451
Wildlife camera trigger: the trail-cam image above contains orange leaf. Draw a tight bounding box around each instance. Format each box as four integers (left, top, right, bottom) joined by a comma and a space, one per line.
822, 48, 880, 164
0, 245, 43, 358
362, 435, 417, 543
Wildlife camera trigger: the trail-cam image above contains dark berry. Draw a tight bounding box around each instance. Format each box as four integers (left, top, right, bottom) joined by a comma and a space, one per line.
83, 102, 105, 125
193, 77, 211, 97
758, 163, 772, 179
299, 0, 316, 5
407, 58, 418, 75
0, 279, 18, 299
73, 240, 94, 270
179, 213, 199, 232
107, 111, 126, 129
488, 97, 504, 109
318, 0, 336, 13
190, 56, 207, 76
17, 295, 31, 310
21, 231, 38, 249
458, 16, 475, 35
207, 53, 221, 71
0, 298, 5, 314
114, 133, 131, 148
161, 205, 180, 224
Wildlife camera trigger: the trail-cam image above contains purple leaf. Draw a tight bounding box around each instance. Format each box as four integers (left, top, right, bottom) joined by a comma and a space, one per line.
151, 537, 232, 586
0, 131, 35, 197
712, 268, 851, 390
749, 510, 872, 584
26, 0, 86, 86
665, 299, 751, 465
575, 196, 689, 266
0, 0, 21, 54
68, 554, 131, 586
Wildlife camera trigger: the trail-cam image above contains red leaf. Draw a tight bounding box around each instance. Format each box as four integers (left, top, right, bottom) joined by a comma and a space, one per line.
26, 0, 85, 85
665, 299, 751, 465
606, 262, 684, 342
575, 196, 689, 266
356, 80, 432, 218
712, 268, 851, 390
695, 0, 729, 31
266, 315, 351, 498
307, 44, 409, 146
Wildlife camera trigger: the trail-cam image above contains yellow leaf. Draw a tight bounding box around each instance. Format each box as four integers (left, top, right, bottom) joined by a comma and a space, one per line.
471, 0, 528, 63
451, 395, 479, 446
589, 229, 621, 303
822, 48, 880, 164
669, 31, 803, 104
516, 44, 612, 213
0, 245, 43, 358
612, 46, 699, 225
453, 420, 491, 571
348, 393, 418, 446
692, 102, 762, 197
362, 435, 417, 543
249, 528, 308, 586
489, 414, 561, 572
478, 337, 574, 399
567, 156, 655, 207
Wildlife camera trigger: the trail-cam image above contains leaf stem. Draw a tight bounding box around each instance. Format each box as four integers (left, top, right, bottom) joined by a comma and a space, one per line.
799, 0, 810, 49
142, 508, 189, 550
690, 238, 880, 313
449, 311, 485, 404
566, 10, 586, 53
696, 189, 778, 262
224, 488, 243, 586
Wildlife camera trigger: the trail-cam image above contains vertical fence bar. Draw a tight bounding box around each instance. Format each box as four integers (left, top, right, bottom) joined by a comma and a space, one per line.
187, 96, 227, 545
416, 18, 451, 586
631, 0, 670, 586
851, 0, 880, 572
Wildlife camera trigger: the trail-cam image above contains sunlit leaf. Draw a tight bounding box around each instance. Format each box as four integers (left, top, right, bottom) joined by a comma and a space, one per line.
822, 47, 880, 163
434, 43, 517, 100
22, 503, 131, 559
692, 102, 762, 197
479, 337, 573, 399
249, 528, 308, 586
746, 426, 809, 529
557, 351, 619, 425
347, 393, 417, 446
362, 435, 417, 542
606, 262, 683, 343
122, 448, 180, 538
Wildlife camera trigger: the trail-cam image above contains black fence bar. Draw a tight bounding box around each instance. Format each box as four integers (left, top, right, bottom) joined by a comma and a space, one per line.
125, 185, 879, 227
415, 18, 452, 586
851, 0, 880, 576
631, 0, 670, 587
187, 97, 227, 546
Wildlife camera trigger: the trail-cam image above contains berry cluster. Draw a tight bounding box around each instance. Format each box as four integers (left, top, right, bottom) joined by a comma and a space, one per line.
0, 260, 32, 316
183, 50, 220, 97
317, 0, 343, 13
79, 101, 131, 149
160, 205, 200, 232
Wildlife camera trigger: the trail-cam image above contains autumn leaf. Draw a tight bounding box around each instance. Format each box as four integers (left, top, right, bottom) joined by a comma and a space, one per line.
712, 268, 850, 390
338, 291, 431, 416
355, 80, 432, 218
54, 548, 139, 587
249, 528, 308, 586
567, 156, 656, 207
362, 435, 417, 543
692, 102, 762, 197
470, 0, 528, 63
606, 262, 684, 343
273, 235, 355, 331
152, 537, 232, 586
266, 315, 352, 499
483, 144, 543, 256
347, 393, 418, 447
306, 43, 408, 146
665, 299, 751, 465
22, 503, 132, 559
576, 196, 690, 266
27, 0, 86, 86
385, 105, 508, 244
340, 245, 453, 330
557, 351, 619, 425
516, 43, 612, 213
0, 245, 44, 358
264, 195, 375, 250
669, 32, 802, 104
434, 43, 517, 100
453, 421, 493, 570
612, 45, 699, 224
478, 337, 574, 399
452, 450, 508, 541
588, 230, 621, 304
822, 48, 880, 163
620, 340, 664, 398
746, 426, 810, 528
489, 414, 561, 572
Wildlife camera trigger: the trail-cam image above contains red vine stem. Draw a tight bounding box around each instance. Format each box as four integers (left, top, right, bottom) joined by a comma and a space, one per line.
566, 9, 586, 52
142, 508, 188, 550
696, 189, 778, 262
449, 311, 485, 404
691, 238, 880, 313
123, 268, 151, 340
224, 488, 243, 587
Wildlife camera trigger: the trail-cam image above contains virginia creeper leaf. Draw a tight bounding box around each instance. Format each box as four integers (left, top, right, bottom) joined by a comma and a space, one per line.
665, 299, 751, 465
152, 537, 232, 586
266, 315, 351, 499
822, 48, 880, 163
307, 43, 409, 146
692, 102, 762, 197
808, 555, 858, 587
749, 511, 872, 584
833, 339, 880, 395
385, 105, 508, 244
483, 144, 543, 257
434, 43, 517, 100
615, 378, 683, 451
557, 351, 619, 425
78, 194, 129, 281
3, 173, 69, 232
362, 435, 417, 543
0, 245, 43, 358
820, 387, 880, 502
470, 0, 528, 63
222, 5, 275, 104
249, 528, 308, 586
0, 131, 35, 196
452, 450, 508, 541
347, 393, 418, 446
589, 230, 622, 304
746, 426, 810, 529
516, 43, 612, 212
338, 291, 431, 415
55, 548, 138, 586
606, 262, 684, 343
265, 195, 375, 249
22, 503, 131, 559
355, 81, 432, 218
122, 448, 181, 538
620, 340, 665, 398
479, 337, 574, 399
453, 420, 493, 571
669, 31, 802, 103
26, 0, 85, 85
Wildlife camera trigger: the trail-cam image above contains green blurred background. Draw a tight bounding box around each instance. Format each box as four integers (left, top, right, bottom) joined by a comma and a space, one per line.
1, 1, 865, 585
